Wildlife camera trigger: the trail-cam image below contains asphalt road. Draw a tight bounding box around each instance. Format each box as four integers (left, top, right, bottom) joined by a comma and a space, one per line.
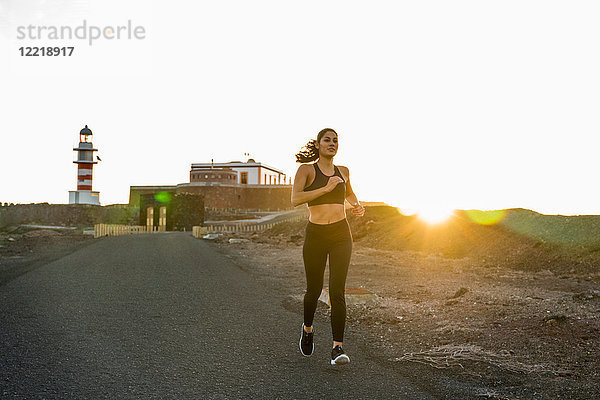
1, 233, 462, 399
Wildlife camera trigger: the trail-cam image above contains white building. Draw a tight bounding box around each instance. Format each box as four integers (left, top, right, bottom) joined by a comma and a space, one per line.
190, 159, 289, 185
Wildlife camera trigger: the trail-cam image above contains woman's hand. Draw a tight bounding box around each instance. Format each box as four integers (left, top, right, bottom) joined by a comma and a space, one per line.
350, 202, 365, 217
325, 176, 344, 192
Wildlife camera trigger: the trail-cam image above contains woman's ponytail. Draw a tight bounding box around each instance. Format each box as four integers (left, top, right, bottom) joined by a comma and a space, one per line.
295, 139, 319, 163
295, 128, 337, 163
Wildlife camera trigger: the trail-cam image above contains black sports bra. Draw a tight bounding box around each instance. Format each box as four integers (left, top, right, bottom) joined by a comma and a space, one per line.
304, 163, 346, 206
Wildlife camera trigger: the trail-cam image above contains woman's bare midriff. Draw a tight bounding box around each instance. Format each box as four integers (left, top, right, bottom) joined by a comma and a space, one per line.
308, 204, 346, 225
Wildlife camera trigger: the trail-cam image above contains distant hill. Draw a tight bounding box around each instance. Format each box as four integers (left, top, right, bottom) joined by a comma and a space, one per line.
499, 208, 600, 246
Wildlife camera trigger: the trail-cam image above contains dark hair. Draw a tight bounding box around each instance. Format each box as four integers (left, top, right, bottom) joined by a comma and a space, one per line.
295, 128, 338, 163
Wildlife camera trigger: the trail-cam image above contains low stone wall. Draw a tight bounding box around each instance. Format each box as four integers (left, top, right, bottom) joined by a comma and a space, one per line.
0, 203, 139, 228
129, 184, 293, 211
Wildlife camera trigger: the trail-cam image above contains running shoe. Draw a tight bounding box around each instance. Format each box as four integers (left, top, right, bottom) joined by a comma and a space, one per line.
299, 324, 314, 357
331, 345, 350, 365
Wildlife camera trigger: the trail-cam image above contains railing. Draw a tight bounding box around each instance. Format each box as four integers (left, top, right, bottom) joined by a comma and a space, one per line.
94, 224, 159, 238
95, 213, 308, 239
202, 214, 306, 234
192, 226, 208, 238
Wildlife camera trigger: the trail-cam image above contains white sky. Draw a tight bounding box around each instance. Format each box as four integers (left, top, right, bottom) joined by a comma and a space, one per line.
1, 0, 599, 216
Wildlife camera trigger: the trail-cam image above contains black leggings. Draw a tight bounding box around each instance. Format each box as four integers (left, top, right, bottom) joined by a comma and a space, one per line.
303, 218, 352, 342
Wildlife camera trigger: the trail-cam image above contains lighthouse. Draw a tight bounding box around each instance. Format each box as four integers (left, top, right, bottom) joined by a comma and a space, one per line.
69, 125, 100, 205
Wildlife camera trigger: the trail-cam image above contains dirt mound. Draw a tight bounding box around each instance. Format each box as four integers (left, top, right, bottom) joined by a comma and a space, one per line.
264, 219, 307, 236
23, 229, 63, 238
263, 206, 600, 274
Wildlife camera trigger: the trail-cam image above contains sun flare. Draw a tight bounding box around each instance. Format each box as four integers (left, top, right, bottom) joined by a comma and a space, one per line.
416, 207, 455, 224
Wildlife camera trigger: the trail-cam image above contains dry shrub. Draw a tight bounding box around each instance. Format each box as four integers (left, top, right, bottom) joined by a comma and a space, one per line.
395, 344, 566, 375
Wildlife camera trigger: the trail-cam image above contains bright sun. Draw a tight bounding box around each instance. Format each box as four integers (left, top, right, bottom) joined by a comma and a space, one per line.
416, 208, 455, 224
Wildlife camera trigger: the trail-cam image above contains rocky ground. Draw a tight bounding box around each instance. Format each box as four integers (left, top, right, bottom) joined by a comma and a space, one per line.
0, 227, 95, 286
208, 207, 600, 399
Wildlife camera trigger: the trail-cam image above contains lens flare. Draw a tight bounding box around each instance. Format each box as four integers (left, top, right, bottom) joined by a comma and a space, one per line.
154, 191, 172, 203
465, 209, 506, 225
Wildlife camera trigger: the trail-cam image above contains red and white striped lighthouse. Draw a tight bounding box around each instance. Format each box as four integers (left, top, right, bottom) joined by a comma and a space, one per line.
69, 125, 100, 205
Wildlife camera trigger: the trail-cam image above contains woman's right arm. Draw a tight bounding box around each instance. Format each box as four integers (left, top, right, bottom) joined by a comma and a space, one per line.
291, 165, 343, 207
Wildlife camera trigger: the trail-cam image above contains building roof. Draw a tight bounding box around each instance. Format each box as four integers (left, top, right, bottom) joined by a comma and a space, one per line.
130, 185, 177, 190
80, 125, 92, 136
191, 160, 286, 175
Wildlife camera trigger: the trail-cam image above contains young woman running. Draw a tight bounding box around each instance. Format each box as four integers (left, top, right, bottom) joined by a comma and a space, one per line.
291, 128, 365, 365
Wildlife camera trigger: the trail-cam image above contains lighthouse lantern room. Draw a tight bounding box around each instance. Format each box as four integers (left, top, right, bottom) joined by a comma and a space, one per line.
69, 125, 100, 205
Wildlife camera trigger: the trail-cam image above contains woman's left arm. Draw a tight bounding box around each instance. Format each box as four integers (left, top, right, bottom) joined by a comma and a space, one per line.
341, 166, 365, 217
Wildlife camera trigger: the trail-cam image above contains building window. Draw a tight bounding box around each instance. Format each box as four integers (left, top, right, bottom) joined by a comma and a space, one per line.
241, 172, 248, 184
